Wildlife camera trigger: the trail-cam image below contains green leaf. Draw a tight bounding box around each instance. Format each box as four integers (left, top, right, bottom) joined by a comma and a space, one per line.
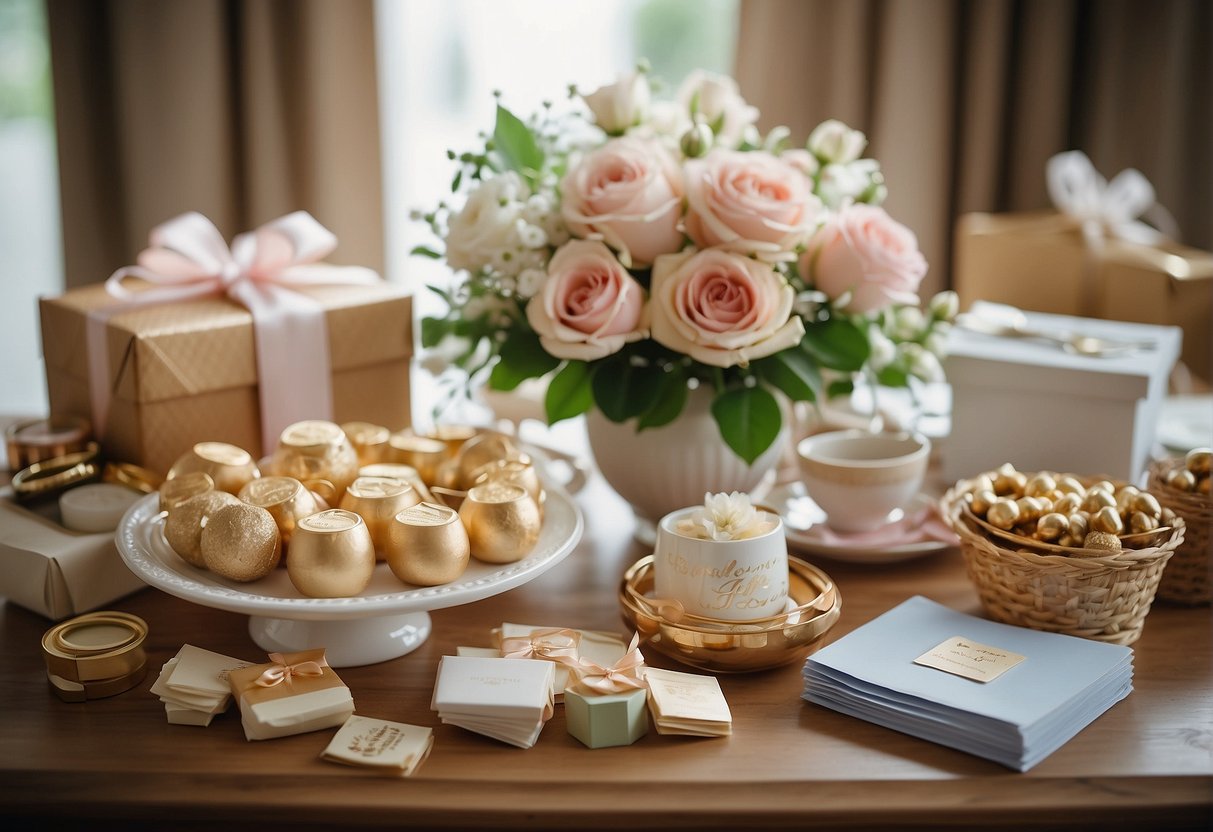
451, 168, 463, 192
801, 318, 871, 372
590, 352, 665, 422
410, 245, 442, 259
826, 379, 855, 399
636, 367, 689, 429
488, 329, 559, 391
493, 105, 544, 177
753, 350, 821, 403
545, 361, 593, 424
876, 365, 910, 387
420, 317, 450, 349
711, 386, 781, 465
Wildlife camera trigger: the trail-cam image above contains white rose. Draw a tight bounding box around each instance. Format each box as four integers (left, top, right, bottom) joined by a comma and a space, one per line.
582, 71, 651, 135
816, 159, 882, 209
676, 70, 759, 147
445, 173, 527, 273
808, 119, 867, 164
929, 290, 960, 321
868, 326, 896, 370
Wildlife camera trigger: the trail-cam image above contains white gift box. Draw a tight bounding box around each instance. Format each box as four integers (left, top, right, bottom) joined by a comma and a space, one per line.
941, 303, 1181, 485
0, 490, 148, 620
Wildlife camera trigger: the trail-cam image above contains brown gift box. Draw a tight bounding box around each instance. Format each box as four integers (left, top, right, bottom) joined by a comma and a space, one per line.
39, 281, 413, 475
953, 211, 1213, 381
228, 648, 354, 741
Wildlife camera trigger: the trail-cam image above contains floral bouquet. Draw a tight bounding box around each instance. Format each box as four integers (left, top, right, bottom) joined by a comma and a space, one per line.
415, 65, 956, 464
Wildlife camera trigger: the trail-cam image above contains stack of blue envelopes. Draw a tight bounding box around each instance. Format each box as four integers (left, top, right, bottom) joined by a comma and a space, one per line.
802, 595, 1133, 771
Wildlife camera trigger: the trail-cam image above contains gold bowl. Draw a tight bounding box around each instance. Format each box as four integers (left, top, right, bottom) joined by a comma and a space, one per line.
619, 555, 841, 673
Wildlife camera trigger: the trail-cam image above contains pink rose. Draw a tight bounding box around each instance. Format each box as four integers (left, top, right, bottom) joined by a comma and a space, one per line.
803, 204, 927, 313
525, 240, 648, 361
684, 149, 821, 262
649, 248, 805, 368
561, 136, 685, 268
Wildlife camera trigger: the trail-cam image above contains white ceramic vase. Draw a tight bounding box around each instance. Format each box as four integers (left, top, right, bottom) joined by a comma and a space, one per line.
584, 387, 788, 545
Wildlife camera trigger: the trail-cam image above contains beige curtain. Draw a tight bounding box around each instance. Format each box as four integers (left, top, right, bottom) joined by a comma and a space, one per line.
736, 0, 1212, 299
46, 0, 384, 288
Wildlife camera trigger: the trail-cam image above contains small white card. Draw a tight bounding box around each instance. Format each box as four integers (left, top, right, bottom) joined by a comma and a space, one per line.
321, 715, 433, 776
914, 635, 1027, 683
166, 644, 253, 696
644, 667, 732, 736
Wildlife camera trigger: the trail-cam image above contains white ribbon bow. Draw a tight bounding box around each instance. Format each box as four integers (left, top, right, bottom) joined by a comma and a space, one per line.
87, 211, 381, 451
1046, 150, 1178, 247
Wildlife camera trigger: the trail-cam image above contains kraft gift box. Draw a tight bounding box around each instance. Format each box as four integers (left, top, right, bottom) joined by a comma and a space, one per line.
39, 281, 413, 475
0, 490, 147, 620
953, 211, 1212, 381
227, 648, 354, 741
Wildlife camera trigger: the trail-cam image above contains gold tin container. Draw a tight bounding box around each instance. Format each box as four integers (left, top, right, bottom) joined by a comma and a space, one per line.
286, 509, 376, 598
341, 421, 391, 466
41, 611, 149, 700
458, 482, 542, 564
159, 471, 216, 512
270, 420, 360, 502
166, 441, 260, 495
339, 476, 422, 558
239, 476, 323, 551
386, 434, 448, 486
618, 556, 841, 673
386, 502, 471, 586
5, 414, 92, 471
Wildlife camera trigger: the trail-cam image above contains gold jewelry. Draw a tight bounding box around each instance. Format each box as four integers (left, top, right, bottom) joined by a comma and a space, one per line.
103, 461, 163, 494
11, 444, 102, 503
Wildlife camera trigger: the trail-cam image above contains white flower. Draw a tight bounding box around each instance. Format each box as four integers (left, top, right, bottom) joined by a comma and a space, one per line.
901, 342, 945, 383
892, 305, 926, 340
516, 268, 546, 299
924, 329, 949, 357
676, 70, 759, 147
582, 71, 651, 134
517, 222, 548, 249
808, 119, 867, 164
445, 173, 528, 273
929, 289, 960, 321
676, 491, 776, 541
868, 326, 897, 370
816, 159, 882, 210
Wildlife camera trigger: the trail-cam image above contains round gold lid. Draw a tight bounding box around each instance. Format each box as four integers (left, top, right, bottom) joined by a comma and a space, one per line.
41, 611, 149, 685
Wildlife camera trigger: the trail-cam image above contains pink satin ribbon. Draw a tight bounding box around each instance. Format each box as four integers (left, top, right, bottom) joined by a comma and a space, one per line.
570, 633, 647, 695
85, 211, 380, 452
499, 627, 583, 668
254, 652, 327, 687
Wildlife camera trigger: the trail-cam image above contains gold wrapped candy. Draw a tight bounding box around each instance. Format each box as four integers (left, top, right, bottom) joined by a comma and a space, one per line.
166, 442, 259, 495
270, 420, 360, 502
458, 482, 541, 564
339, 476, 422, 558
287, 509, 376, 598
386, 502, 470, 586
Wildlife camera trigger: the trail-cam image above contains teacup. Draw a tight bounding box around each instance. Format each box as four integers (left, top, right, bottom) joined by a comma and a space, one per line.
653, 507, 789, 622
795, 429, 930, 533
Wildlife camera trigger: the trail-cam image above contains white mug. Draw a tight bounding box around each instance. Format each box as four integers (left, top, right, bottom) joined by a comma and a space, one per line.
653, 507, 789, 622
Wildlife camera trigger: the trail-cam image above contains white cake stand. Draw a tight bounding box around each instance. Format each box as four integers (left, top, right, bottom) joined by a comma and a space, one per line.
115, 480, 584, 667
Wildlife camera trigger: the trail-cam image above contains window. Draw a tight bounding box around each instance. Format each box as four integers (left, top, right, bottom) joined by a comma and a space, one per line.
375, 0, 739, 428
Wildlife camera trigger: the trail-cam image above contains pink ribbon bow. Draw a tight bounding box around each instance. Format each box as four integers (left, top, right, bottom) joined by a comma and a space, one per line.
253, 651, 327, 687
499, 627, 583, 668
570, 633, 647, 695
86, 211, 381, 452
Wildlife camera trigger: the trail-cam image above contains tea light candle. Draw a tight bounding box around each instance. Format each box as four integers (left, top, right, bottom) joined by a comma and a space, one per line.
59, 483, 144, 533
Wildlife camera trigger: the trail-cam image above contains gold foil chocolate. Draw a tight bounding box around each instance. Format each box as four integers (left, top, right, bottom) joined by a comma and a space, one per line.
471, 457, 545, 515
386, 502, 471, 586
429, 424, 479, 458
161, 471, 218, 513
452, 431, 518, 487
164, 490, 242, 567
339, 476, 422, 558
341, 421, 391, 466
287, 509, 376, 598
239, 476, 322, 551
270, 420, 360, 501
201, 503, 282, 582
167, 441, 260, 495
386, 434, 447, 486
359, 462, 437, 504
458, 482, 541, 564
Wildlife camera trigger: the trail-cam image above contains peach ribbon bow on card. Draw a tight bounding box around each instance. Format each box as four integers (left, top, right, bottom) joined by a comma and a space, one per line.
499, 628, 583, 669
570, 633, 647, 695
86, 211, 381, 451
254, 652, 328, 687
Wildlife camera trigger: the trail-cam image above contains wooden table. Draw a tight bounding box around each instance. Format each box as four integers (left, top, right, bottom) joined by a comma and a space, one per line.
1, 464, 1210, 831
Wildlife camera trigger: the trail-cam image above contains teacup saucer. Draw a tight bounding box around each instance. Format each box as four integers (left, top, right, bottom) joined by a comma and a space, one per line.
761, 481, 958, 564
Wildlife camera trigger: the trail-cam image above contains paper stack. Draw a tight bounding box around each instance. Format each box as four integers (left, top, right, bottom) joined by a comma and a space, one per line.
644, 667, 732, 737
479, 623, 629, 702
431, 655, 555, 749
802, 596, 1133, 771
150, 644, 253, 726
321, 715, 434, 776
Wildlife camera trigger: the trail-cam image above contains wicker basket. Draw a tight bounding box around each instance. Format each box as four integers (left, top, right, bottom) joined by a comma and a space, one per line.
941, 484, 1185, 645
1147, 458, 1212, 605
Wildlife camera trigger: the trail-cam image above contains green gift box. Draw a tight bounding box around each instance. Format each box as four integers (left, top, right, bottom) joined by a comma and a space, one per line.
564, 687, 648, 749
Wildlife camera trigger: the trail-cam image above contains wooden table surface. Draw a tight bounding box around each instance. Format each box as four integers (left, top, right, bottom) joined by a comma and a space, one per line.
1, 462, 1211, 831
